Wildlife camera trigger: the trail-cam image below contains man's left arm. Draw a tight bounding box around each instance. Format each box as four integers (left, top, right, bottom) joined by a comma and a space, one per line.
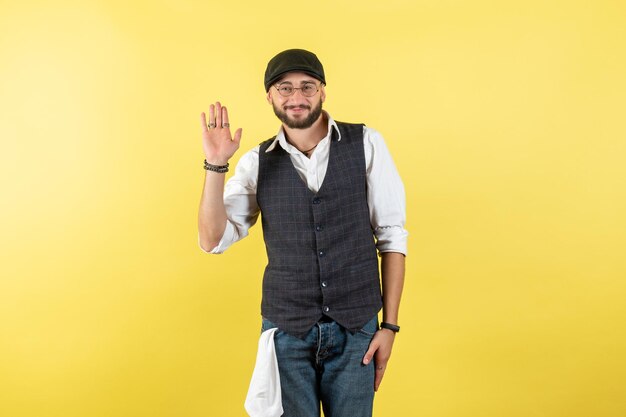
360, 126, 407, 391
362, 251, 405, 391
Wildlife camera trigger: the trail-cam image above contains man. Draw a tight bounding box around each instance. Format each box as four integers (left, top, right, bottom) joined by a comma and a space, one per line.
198, 49, 407, 417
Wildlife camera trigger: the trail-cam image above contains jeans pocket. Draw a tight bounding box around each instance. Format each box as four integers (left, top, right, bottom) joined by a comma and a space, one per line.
357, 315, 379, 337
261, 317, 278, 333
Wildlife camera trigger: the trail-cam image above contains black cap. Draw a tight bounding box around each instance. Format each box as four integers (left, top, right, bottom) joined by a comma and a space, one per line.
264, 49, 326, 92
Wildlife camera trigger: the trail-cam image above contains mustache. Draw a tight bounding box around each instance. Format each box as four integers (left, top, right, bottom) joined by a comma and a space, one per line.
284, 105, 311, 110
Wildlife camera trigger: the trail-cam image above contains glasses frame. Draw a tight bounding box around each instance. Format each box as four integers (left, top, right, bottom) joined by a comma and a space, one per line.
273, 82, 322, 97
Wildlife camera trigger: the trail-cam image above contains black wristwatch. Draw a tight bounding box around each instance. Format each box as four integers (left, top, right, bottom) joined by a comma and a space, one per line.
380, 322, 400, 333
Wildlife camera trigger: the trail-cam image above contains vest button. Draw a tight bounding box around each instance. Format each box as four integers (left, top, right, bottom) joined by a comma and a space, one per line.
323, 306, 330, 313
321, 281, 328, 288
312, 197, 321, 204
315, 225, 323, 232
319, 250, 325, 257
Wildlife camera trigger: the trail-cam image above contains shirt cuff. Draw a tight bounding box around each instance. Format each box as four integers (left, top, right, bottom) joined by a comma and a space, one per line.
198, 221, 237, 254
375, 226, 408, 256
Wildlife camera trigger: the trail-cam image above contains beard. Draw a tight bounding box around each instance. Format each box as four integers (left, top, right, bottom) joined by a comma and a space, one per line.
272, 100, 323, 129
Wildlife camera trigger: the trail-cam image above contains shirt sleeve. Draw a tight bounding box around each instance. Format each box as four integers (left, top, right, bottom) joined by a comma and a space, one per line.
363, 127, 409, 256
198, 146, 261, 254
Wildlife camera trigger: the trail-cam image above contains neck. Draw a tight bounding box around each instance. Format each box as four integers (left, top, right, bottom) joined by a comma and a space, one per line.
283, 112, 328, 153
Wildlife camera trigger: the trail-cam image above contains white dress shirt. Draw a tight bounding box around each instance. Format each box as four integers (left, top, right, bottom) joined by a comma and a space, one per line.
201, 113, 408, 255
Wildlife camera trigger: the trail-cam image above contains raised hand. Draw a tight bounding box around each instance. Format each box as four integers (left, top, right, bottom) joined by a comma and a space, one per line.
200, 101, 243, 165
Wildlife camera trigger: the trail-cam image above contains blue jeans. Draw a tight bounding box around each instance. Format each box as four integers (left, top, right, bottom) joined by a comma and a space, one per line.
261, 315, 378, 417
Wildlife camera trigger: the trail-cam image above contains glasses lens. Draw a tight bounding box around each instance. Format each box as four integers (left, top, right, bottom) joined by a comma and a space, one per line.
277, 85, 293, 96
302, 83, 318, 97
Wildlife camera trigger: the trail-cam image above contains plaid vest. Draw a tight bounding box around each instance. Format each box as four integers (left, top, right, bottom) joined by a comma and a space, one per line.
257, 121, 381, 338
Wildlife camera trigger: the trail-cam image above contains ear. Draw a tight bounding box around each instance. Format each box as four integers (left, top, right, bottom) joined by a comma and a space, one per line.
320, 85, 326, 103
266, 90, 273, 104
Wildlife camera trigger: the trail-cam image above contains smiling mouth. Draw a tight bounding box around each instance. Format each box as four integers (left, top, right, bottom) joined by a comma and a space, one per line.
285, 105, 310, 112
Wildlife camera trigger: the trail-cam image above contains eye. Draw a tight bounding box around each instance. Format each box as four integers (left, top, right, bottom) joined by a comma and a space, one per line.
302, 84, 317, 93
278, 85, 293, 94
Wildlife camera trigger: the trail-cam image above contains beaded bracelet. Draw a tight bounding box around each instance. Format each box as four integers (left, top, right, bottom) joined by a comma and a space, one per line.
204, 159, 229, 173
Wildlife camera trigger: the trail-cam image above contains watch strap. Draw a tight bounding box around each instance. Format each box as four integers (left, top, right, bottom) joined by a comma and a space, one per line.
380, 322, 400, 333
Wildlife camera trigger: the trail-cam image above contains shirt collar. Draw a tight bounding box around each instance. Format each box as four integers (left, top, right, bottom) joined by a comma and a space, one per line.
265, 111, 341, 153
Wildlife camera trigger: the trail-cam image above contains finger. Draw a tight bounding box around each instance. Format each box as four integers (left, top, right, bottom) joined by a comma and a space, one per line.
233, 128, 243, 144
200, 112, 208, 132
222, 106, 230, 128
374, 365, 386, 392
215, 102, 222, 128
362, 343, 377, 365
209, 104, 216, 126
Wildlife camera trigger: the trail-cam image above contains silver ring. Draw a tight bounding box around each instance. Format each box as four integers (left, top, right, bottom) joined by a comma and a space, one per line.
208, 123, 216, 129
222, 123, 230, 128
377, 366, 384, 370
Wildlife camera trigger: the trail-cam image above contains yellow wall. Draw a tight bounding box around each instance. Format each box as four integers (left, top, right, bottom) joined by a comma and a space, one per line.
1, 0, 625, 416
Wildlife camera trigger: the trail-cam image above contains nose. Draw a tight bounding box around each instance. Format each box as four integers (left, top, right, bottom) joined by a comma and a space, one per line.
290, 87, 307, 98
285, 88, 308, 104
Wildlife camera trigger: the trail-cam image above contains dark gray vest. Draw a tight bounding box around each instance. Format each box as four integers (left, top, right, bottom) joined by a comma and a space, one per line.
257, 122, 382, 338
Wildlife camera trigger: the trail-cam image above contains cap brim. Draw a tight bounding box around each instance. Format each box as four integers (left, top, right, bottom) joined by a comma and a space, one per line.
266, 69, 325, 91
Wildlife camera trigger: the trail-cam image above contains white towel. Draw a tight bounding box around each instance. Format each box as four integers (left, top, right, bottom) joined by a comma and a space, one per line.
244, 328, 283, 417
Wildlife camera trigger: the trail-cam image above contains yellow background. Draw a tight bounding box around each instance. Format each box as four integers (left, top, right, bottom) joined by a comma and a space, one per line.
1, 0, 625, 416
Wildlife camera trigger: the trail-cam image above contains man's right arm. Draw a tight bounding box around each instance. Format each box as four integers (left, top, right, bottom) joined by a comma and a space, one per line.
198, 167, 230, 251
197, 102, 243, 252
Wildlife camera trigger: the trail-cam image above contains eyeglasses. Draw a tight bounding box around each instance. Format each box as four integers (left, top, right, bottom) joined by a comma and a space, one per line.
273, 82, 321, 97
